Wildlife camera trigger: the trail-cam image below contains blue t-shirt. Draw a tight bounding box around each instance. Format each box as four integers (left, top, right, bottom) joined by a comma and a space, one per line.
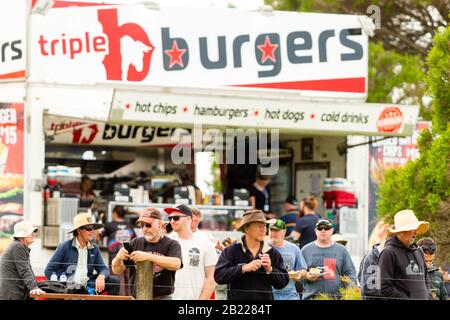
294, 213, 321, 249
280, 212, 297, 235
270, 241, 307, 300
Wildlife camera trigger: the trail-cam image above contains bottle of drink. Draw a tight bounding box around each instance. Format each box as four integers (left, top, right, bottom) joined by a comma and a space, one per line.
50, 272, 58, 281
59, 272, 67, 282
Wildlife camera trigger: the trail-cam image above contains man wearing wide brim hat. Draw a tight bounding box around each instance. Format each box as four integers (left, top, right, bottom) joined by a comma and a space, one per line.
214, 210, 289, 300
378, 209, 431, 300
44, 213, 120, 295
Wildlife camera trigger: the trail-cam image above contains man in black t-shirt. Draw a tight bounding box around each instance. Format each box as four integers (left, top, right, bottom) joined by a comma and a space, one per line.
98, 206, 136, 296
111, 208, 183, 299
98, 206, 136, 266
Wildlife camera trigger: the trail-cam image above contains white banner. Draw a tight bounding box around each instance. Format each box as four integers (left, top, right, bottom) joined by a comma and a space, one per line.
109, 89, 419, 136
30, 4, 368, 99
44, 114, 190, 146
0, 0, 27, 80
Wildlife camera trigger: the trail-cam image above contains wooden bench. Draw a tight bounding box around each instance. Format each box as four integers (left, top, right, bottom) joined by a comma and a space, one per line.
30, 292, 134, 300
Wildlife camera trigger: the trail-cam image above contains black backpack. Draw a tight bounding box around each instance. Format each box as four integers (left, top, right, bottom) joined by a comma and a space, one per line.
37, 281, 89, 294
37, 280, 67, 294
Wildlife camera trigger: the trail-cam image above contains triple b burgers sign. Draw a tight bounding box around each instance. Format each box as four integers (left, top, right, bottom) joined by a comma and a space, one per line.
30, 4, 368, 99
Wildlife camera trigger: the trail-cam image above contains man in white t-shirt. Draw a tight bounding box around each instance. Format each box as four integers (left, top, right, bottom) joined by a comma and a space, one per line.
164, 204, 218, 300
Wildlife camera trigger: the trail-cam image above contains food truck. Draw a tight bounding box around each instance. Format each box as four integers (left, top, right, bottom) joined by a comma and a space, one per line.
0, 0, 419, 268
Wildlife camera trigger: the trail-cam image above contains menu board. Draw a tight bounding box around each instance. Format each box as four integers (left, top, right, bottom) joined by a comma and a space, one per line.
0, 103, 24, 252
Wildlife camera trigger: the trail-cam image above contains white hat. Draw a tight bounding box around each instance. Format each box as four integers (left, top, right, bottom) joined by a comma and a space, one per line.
388, 209, 429, 235
12, 221, 38, 238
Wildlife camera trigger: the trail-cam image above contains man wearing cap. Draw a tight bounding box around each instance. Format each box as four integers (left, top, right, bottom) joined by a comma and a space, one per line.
269, 219, 307, 300
45, 212, 120, 295
300, 218, 357, 300
112, 207, 182, 300
164, 204, 218, 300
378, 209, 431, 299
281, 195, 299, 236
417, 237, 447, 300
0, 221, 45, 299
214, 210, 289, 300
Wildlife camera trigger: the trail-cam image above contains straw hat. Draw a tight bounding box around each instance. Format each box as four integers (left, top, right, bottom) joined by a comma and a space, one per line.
388, 209, 429, 235
67, 212, 103, 233
237, 210, 269, 232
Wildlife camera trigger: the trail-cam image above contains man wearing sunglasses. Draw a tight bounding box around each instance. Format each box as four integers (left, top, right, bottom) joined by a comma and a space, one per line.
300, 219, 357, 300
45, 212, 121, 295
112, 207, 182, 300
164, 204, 218, 300
417, 237, 448, 300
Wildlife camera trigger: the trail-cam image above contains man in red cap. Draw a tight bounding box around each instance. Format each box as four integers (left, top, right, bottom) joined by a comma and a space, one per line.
112, 207, 182, 300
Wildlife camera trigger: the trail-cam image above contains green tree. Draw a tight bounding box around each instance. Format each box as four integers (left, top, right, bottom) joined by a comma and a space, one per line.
377, 26, 450, 265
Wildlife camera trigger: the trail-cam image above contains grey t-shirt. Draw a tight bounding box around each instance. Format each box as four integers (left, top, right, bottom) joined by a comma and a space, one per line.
301, 241, 357, 300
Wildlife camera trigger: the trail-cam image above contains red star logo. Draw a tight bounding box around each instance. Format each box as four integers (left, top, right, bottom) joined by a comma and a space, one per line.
257, 36, 279, 63
164, 41, 186, 68
125, 103, 131, 110
310, 113, 315, 119
183, 106, 189, 113
254, 110, 259, 116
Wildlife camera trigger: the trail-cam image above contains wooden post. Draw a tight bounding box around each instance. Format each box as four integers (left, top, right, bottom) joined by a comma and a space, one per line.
136, 261, 153, 300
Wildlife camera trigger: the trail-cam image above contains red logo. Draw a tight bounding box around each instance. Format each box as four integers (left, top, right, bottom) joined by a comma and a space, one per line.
72, 124, 99, 144
98, 9, 155, 81
377, 107, 403, 133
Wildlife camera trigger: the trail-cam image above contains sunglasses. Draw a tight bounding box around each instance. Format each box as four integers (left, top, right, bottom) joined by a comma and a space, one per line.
317, 226, 332, 231
138, 222, 153, 228
422, 245, 436, 254
81, 225, 95, 231
169, 215, 186, 222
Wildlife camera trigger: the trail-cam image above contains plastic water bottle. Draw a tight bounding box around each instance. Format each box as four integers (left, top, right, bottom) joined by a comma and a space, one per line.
59, 272, 67, 282
50, 272, 58, 281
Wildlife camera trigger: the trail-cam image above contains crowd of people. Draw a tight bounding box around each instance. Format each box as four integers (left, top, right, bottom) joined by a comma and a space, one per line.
0, 199, 448, 300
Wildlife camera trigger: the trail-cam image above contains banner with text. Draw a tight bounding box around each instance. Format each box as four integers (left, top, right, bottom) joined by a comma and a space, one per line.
30, 4, 369, 99
109, 89, 419, 136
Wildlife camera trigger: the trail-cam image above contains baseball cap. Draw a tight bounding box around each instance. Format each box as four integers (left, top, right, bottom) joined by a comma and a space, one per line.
285, 195, 298, 206
269, 219, 286, 230
163, 203, 193, 217
137, 207, 162, 225
316, 219, 333, 229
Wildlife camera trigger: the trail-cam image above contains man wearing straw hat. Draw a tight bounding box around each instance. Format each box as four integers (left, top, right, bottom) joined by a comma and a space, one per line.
214, 210, 289, 300
378, 209, 431, 300
45, 212, 120, 295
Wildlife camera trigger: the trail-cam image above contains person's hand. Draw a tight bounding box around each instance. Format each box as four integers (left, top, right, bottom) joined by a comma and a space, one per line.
30, 288, 45, 296
95, 275, 105, 293
288, 270, 302, 281
215, 240, 225, 252
130, 251, 151, 263
116, 248, 130, 261
242, 259, 262, 273
306, 270, 321, 282
260, 253, 272, 273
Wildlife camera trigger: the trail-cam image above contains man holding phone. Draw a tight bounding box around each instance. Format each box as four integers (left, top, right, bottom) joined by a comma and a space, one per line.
112, 208, 183, 300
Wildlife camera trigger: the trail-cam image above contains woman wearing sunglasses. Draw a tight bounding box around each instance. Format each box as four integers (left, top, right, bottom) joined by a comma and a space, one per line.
44, 212, 121, 295
417, 237, 448, 300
